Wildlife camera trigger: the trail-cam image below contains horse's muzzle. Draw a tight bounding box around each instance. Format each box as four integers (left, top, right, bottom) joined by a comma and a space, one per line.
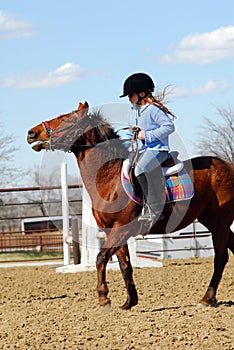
27, 129, 36, 140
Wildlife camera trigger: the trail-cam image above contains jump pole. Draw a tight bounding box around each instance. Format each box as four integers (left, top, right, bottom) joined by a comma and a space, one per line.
61, 162, 70, 265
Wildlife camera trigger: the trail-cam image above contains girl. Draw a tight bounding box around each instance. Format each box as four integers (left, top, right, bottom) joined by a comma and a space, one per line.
120, 72, 175, 223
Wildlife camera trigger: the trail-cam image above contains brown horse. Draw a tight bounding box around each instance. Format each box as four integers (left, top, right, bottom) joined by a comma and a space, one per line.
27, 101, 234, 310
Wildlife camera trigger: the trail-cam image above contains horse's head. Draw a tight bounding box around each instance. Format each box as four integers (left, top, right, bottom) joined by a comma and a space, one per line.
27, 101, 89, 152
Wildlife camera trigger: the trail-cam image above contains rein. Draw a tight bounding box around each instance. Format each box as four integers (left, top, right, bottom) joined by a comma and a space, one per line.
130, 127, 140, 167
42, 116, 140, 157
116, 126, 140, 166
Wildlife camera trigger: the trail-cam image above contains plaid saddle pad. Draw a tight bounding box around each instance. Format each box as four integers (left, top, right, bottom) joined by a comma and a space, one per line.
165, 169, 194, 202
121, 168, 194, 204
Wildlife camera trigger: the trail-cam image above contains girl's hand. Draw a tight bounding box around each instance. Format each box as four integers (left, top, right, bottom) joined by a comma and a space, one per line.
138, 130, 145, 140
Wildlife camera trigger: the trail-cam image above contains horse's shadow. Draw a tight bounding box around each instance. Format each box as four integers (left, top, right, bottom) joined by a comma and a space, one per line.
141, 300, 234, 313
141, 306, 181, 313
217, 300, 234, 307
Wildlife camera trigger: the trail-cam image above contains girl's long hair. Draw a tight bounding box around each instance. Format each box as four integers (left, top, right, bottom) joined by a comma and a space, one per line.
144, 87, 176, 119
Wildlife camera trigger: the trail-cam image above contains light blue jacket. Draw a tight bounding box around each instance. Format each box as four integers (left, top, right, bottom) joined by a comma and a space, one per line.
125, 103, 175, 152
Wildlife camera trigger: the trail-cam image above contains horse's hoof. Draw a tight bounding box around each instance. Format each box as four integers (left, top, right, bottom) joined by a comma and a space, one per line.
197, 302, 208, 308
120, 303, 132, 310
197, 298, 218, 308
197, 302, 218, 308
120, 299, 138, 310
100, 301, 111, 313
199, 288, 218, 307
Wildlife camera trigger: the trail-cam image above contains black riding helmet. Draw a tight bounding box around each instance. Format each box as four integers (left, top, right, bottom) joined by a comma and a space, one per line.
120, 72, 155, 98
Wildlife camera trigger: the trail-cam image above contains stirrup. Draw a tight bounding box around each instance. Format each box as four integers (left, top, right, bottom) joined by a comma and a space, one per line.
138, 205, 164, 223
138, 212, 152, 223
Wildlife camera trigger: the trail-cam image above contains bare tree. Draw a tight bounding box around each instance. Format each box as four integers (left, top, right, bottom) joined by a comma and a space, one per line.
195, 106, 234, 163
22, 162, 82, 217
0, 121, 28, 188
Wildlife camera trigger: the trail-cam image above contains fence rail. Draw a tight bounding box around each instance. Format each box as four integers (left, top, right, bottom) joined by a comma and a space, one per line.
0, 233, 63, 253
0, 184, 82, 234
0, 184, 82, 192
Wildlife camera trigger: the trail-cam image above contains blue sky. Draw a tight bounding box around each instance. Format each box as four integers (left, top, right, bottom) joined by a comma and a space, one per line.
0, 0, 234, 178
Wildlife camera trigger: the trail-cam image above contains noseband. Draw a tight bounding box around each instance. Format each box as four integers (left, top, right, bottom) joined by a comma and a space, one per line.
42, 121, 52, 136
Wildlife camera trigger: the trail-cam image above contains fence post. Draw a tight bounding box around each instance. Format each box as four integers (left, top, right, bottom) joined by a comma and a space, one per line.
72, 217, 81, 264
61, 162, 70, 265
40, 235, 43, 253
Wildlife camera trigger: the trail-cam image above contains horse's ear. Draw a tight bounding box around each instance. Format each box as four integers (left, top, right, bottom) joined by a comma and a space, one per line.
77, 101, 89, 118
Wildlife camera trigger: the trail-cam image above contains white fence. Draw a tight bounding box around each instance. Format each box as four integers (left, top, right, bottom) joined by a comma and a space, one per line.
135, 221, 213, 261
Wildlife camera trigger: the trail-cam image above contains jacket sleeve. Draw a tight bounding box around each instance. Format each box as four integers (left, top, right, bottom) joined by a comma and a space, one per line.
144, 110, 175, 144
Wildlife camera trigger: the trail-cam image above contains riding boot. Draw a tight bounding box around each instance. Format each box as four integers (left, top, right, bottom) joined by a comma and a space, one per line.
136, 170, 165, 223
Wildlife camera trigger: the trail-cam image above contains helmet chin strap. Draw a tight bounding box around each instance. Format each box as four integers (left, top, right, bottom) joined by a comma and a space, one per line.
136, 93, 143, 105
136, 92, 146, 105
136, 91, 152, 105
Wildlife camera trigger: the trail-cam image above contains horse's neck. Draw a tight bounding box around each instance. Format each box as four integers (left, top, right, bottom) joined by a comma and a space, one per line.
76, 149, 123, 201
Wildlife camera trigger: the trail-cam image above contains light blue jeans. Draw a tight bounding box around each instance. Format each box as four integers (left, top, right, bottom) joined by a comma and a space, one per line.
134, 150, 168, 177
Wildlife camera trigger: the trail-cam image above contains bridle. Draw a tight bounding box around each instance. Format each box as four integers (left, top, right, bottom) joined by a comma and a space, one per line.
41, 113, 139, 155
42, 113, 93, 152
42, 121, 52, 136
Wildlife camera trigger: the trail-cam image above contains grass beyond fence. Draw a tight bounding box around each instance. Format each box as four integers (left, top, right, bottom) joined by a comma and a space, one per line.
0, 251, 65, 262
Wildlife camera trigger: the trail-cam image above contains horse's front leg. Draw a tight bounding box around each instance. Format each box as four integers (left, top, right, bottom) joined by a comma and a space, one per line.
96, 246, 117, 310
115, 244, 138, 310
96, 219, 141, 310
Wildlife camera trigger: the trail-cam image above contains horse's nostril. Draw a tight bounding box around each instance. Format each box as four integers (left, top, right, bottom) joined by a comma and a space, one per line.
28, 129, 35, 138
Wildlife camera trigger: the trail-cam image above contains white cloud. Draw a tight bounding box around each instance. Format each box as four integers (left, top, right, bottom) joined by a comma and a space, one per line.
160, 26, 234, 64
0, 11, 34, 40
171, 79, 228, 97
0, 62, 84, 88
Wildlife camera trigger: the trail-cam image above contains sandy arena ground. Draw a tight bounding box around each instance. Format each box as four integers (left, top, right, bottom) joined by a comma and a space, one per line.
0, 256, 233, 350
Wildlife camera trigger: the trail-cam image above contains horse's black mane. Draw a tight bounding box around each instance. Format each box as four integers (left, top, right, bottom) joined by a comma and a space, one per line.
88, 110, 119, 140
72, 110, 129, 159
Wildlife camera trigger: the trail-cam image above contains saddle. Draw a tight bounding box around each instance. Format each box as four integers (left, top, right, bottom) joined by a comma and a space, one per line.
123, 151, 183, 182
161, 151, 184, 175
121, 151, 194, 204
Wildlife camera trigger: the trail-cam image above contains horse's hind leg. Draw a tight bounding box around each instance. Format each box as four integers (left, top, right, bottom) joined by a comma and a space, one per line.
115, 245, 138, 310
199, 218, 230, 307
228, 228, 234, 254
199, 248, 229, 306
